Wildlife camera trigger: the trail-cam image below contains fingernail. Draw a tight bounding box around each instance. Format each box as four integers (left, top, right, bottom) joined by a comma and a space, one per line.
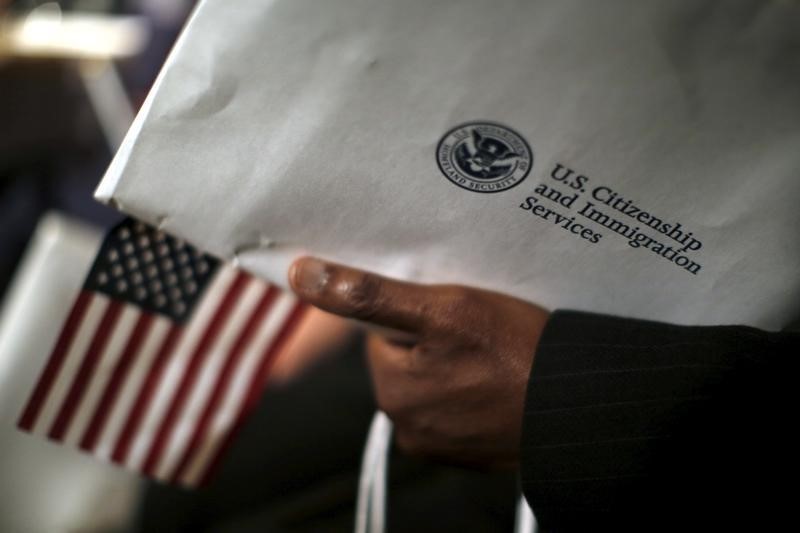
293, 258, 330, 293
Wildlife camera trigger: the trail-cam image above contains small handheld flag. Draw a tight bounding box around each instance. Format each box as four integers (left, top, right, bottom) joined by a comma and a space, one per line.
17, 218, 307, 487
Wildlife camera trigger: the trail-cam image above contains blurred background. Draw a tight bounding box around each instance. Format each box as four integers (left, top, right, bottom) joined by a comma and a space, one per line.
0, 2, 519, 531
1, 0, 193, 295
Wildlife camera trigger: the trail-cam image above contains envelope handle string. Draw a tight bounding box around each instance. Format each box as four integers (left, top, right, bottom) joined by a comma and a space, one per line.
355, 410, 537, 533
356, 411, 392, 533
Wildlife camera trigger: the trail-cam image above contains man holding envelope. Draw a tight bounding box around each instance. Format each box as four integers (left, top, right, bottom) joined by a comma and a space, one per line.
288, 256, 798, 531
90, 0, 800, 530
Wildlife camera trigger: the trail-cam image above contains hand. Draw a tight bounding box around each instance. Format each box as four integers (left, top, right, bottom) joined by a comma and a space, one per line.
288, 257, 549, 467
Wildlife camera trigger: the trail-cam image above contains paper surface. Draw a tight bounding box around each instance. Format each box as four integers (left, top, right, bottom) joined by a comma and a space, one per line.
97, 0, 800, 330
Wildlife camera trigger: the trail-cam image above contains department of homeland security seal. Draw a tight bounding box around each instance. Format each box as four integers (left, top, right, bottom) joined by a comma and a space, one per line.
436, 122, 532, 193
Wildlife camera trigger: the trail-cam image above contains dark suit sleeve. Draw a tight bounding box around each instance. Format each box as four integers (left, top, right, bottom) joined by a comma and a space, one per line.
520, 311, 799, 532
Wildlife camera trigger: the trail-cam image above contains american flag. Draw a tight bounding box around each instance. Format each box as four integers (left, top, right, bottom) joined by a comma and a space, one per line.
17, 218, 307, 487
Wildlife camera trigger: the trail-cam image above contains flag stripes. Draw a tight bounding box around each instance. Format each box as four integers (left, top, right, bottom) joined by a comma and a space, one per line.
94, 317, 172, 461
62, 304, 140, 446
173, 292, 298, 484
196, 300, 308, 486
140, 270, 251, 476
109, 322, 182, 465
78, 313, 154, 452
49, 299, 124, 443
166, 285, 280, 482
124, 266, 239, 472
18, 261, 306, 486
151, 276, 267, 479
30, 295, 110, 436
17, 291, 93, 432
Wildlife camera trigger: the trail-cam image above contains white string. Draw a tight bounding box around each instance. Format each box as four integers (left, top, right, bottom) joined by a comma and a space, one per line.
514, 493, 537, 533
355, 411, 393, 533
356, 410, 536, 533
369, 414, 391, 533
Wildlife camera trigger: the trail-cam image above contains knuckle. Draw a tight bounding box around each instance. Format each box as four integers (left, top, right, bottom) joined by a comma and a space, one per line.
333, 271, 381, 319
443, 286, 480, 316
436, 286, 486, 336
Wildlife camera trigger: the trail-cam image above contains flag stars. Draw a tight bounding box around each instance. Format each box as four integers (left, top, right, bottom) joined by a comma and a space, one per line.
154, 293, 167, 308
184, 281, 197, 295
90, 219, 220, 321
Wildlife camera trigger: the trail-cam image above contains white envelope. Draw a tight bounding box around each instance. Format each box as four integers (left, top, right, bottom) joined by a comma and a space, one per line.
97, 0, 800, 330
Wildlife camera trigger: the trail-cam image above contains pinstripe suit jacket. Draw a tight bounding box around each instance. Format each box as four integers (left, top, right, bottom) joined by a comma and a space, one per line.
521, 311, 798, 532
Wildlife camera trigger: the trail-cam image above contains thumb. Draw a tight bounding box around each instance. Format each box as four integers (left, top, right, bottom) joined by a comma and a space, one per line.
288, 257, 438, 334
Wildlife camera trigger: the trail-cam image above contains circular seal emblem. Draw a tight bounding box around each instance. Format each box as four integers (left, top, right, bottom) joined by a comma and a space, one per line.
436, 122, 532, 193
